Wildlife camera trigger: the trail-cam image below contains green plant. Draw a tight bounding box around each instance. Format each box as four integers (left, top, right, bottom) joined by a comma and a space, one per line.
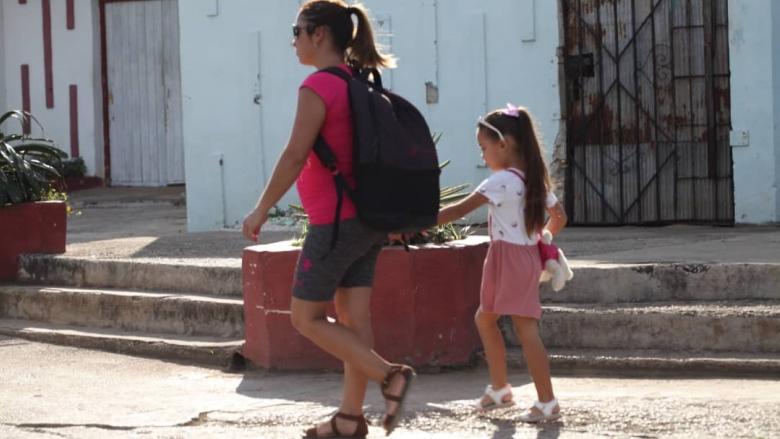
0, 111, 66, 206
289, 204, 309, 247
62, 156, 87, 178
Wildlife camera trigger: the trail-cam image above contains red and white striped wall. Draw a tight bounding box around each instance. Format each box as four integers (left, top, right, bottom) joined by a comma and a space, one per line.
0, 0, 100, 177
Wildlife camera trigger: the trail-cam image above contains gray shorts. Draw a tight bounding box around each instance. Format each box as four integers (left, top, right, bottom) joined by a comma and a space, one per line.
292, 218, 386, 302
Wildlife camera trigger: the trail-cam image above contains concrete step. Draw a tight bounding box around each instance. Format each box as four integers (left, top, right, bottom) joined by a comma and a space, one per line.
502, 348, 780, 376
542, 262, 780, 303
0, 285, 243, 338
20, 255, 779, 303
18, 255, 242, 297
0, 318, 242, 367
501, 301, 780, 354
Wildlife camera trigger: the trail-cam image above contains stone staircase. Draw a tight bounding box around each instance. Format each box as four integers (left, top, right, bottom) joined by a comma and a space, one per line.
0, 255, 244, 367
503, 262, 780, 375
1, 253, 778, 374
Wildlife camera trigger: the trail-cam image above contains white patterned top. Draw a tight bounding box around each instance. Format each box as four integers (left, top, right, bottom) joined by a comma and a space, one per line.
476, 168, 558, 245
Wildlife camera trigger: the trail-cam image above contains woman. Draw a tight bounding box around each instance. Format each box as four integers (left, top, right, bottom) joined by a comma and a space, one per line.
241, 1, 414, 437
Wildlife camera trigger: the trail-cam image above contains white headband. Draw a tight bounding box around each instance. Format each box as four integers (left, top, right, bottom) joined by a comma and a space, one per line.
477, 117, 505, 142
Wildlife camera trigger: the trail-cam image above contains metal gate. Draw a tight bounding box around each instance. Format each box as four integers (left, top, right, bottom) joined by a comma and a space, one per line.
562, 0, 733, 225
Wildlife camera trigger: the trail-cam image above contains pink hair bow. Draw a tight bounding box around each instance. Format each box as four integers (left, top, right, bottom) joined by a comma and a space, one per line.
502, 102, 520, 118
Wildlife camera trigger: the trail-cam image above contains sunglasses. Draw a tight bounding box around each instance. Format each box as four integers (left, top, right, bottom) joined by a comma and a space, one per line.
292, 23, 316, 38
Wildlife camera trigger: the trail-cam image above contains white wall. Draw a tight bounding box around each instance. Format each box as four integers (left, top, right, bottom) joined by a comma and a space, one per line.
1, 0, 100, 176
774, 0, 780, 222
0, 1, 6, 114
179, 0, 300, 231
180, 0, 560, 231
729, 0, 778, 223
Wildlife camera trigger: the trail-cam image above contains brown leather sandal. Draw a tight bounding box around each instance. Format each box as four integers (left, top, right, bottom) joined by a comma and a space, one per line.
381, 364, 416, 436
303, 412, 368, 438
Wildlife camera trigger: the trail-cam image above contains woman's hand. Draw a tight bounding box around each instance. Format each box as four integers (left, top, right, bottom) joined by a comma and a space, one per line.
242, 208, 269, 242
387, 232, 419, 244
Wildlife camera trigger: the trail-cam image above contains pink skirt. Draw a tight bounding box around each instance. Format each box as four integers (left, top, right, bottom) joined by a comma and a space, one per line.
480, 240, 543, 319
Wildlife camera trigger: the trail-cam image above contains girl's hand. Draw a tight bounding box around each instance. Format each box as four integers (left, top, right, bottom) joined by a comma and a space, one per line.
242, 208, 268, 242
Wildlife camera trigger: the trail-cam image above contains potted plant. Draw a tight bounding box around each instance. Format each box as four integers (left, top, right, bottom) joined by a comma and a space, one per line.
242, 159, 490, 370
0, 110, 69, 281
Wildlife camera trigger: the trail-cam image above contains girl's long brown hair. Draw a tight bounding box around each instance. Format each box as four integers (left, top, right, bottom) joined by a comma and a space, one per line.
479, 108, 554, 237
299, 0, 396, 69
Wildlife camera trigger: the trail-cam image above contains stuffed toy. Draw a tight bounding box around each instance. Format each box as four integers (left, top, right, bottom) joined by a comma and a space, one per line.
538, 230, 574, 291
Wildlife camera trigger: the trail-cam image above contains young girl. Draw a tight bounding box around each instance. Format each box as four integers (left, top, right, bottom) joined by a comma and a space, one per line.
242, 1, 414, 437
437, 104, 567, 423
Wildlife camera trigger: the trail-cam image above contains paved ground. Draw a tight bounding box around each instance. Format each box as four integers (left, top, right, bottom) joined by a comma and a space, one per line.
3, 187, 777, 438
1, 336, 779, 439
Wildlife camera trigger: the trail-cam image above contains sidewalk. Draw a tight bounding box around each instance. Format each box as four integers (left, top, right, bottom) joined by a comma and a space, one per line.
63, 187, 780, 264
1, 336, 779, 439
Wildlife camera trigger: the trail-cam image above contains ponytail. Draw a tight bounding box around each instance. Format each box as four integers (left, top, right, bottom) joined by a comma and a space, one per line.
300, 1, 395, 70
347, 4, 396, 69
516, 109, 552, 237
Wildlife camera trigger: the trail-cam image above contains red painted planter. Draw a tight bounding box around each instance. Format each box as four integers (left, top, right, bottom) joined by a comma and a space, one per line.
0, 201, 67, 281
242, 236, 489, 370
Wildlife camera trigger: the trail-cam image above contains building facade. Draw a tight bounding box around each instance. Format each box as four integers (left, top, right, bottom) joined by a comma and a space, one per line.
1, 0, 777, 227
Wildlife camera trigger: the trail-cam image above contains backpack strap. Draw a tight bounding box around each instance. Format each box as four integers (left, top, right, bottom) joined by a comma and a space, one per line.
310, 66, 355, 253
312, 137, 355, 254
506, 168, 527, 184
319, 65, 383, 90
310, 66, 385, 253
318, 66, 352, 82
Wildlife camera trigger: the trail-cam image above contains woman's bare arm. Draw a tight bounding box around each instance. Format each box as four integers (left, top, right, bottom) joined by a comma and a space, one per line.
242, 88, 325, 241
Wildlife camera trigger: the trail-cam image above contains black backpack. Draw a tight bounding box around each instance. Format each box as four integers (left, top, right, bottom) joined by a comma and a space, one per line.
312, 66, 440, 250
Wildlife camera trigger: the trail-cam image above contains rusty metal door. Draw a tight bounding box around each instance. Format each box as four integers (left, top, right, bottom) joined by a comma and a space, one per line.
562, 0, 733, 225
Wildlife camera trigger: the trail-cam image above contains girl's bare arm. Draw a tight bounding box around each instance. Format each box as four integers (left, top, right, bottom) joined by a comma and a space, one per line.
437, 192, 489, 225
545, 202, 568, 236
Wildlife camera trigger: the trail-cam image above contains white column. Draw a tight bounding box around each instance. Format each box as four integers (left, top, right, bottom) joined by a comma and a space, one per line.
729, 0, 777, 223
0, 1, 6, 114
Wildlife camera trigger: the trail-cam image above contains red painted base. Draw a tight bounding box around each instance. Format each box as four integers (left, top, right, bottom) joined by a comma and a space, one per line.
242, 237, 489, 370
0, 201, 67, 281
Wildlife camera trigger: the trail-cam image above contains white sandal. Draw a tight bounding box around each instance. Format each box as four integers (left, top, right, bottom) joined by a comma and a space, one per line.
518, 398, 561, 423
474, 384, 515, 411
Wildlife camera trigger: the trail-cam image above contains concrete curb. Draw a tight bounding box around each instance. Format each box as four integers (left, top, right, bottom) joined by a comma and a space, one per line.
498, 301, 780, 353
19, 255, 242, 296
505, 348, 780, 376
0, 319, 241, 368
0, 285, 244, 338
542, 262, 780, 302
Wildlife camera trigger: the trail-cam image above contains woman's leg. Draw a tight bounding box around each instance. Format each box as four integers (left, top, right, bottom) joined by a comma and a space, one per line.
291, 296, 388, 381
511, 316, 555, 403
310, 287, 373, 436
291, 296, 410, 426
334, 287, 373, 411
474, 309, 511, 404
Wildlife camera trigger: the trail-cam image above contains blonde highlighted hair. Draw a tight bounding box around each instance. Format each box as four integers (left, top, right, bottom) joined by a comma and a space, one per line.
299, 0, 396, 69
